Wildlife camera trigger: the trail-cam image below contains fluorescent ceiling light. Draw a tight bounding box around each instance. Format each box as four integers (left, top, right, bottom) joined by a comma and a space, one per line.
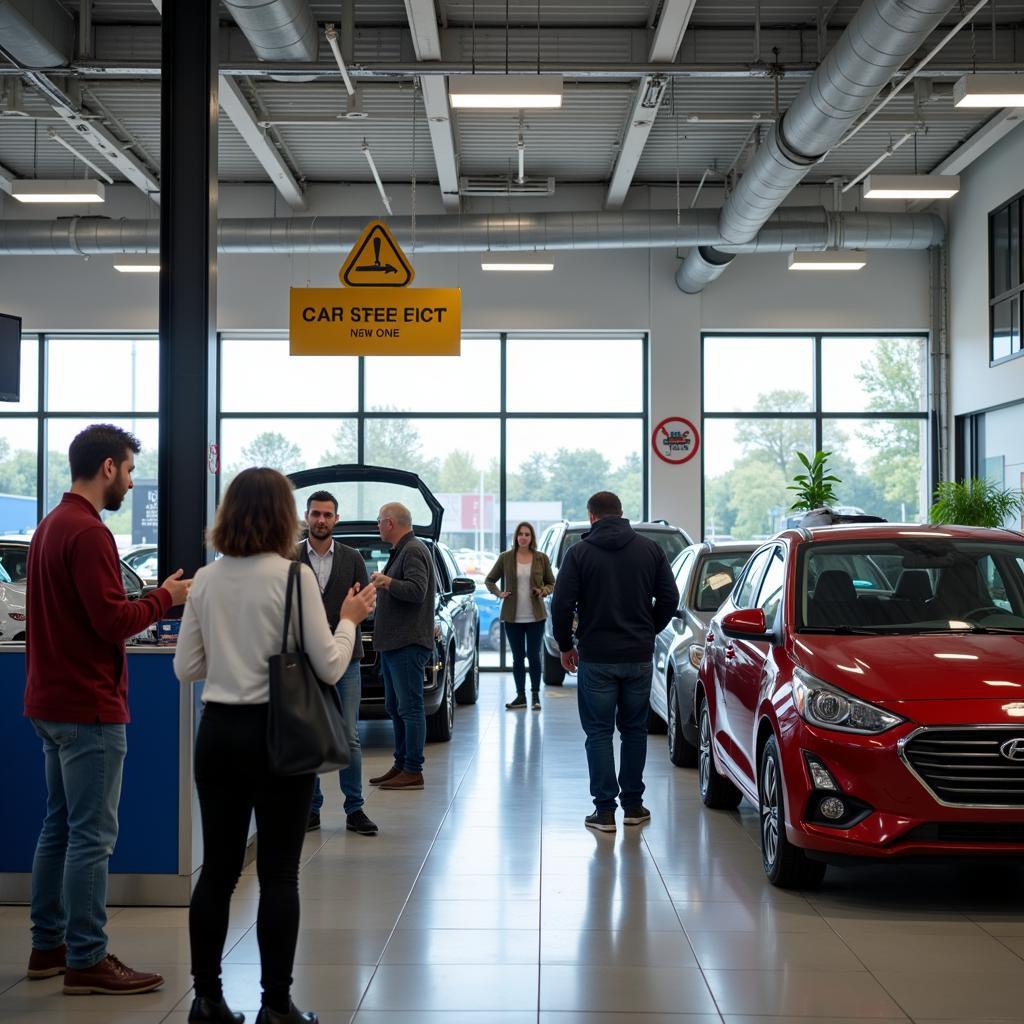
954, 74, 1024, 108
862, 174, 960, 199
788, 251, 866, 271
10, 179, 106, 203
481, 256, 554, 272
449, 75, 563, 109
114, 262, 160, 273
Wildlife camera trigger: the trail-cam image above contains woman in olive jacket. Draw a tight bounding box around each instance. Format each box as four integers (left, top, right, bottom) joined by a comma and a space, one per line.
484, 522, 556, 710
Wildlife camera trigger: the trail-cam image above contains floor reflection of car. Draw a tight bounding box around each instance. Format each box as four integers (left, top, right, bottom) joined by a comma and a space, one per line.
121, 544, 159, 585
288, 465, 479, 742
0, 560, 27, 641
474, 583, 502, 649
537, 518, 694, 686
697, 523, 1024, 889
651, 541, 756, 766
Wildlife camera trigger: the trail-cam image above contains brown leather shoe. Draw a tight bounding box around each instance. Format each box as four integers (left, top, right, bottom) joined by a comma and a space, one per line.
368, 764, 402, 786
27, 943, 66, 978
378, 771, 424, 791
63, 954, 164, 995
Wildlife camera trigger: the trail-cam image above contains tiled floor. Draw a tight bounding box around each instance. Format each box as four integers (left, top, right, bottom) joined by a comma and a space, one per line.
3, 674, 1024, 1023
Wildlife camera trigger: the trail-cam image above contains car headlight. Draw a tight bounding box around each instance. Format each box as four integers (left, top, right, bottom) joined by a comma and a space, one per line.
792, 669, 903, 735
688, 644, 704, 669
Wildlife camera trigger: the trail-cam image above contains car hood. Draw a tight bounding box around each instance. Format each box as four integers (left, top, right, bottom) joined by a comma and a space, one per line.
287, 464, 443, 541
793, 632, 1024, 703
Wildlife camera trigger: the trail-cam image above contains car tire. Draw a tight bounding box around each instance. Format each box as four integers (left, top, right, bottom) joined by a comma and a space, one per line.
455, 640, 480, 705
488, 621, 501, 650
759, 735, 827, 890
426, 655, 455, 742
667, 677, 698, 768
543, 650, 565, 687
697, 696, 742, 810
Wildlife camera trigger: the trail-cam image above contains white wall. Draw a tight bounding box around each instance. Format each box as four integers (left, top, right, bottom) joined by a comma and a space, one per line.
0, 183, 931, 539
948, 123, 1024, 419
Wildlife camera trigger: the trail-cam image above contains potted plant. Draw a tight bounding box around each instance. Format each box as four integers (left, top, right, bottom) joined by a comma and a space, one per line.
929, 478, 1024, 528
787, 450, 841, 513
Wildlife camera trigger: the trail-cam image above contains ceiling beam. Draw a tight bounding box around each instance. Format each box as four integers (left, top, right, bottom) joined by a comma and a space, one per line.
404, 0, 460, 212
218, 75, 306, 209
0, 160, 15, 194
606, 0, 698, 209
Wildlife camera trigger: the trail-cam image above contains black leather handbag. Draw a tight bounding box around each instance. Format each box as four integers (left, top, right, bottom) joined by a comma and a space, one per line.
267, 561, 351, 776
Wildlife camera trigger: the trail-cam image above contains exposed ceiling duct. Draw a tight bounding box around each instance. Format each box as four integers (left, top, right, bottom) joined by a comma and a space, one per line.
0, 0, 73, 68
675, 0, 957, 294
222, 0, 318, 63
0, 207, 943, 256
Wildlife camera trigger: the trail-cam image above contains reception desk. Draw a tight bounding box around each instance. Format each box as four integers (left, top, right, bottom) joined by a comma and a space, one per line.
0, 644, 208, 906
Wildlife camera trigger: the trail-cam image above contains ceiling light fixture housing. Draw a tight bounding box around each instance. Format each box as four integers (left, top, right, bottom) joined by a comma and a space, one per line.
954, 74, 1024, 108
11, 179, 106, 203
449, 75, 563, 109
114, 262, 160, 273
481, 255, 555, 272
862, 173, 960, 199
788, 251, 866, 271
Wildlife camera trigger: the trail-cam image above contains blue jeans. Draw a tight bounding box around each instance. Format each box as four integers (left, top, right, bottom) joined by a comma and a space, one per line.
576, 661, 652, 813
380, 644, 431, 774
311, 660, 364, 815
30, 719, 127, 969
505, 620, 544, 697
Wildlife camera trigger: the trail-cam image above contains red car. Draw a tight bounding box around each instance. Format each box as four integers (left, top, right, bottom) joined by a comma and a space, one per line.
696, 523, 1024, 888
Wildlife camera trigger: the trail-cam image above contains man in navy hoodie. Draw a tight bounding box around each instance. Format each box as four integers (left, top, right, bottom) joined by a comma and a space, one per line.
551, 491, 678, 832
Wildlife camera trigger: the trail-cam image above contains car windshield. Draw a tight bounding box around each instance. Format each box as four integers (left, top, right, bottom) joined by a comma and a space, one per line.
695, 551, 755, 612
0, 562, 10, 584
799, 538, 1024, 633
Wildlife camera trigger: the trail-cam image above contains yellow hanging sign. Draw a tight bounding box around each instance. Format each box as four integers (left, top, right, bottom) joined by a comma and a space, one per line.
290, 220, 461, 356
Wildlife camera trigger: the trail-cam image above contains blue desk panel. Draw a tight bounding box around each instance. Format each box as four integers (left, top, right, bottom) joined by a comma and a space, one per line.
1, 650, 181, 875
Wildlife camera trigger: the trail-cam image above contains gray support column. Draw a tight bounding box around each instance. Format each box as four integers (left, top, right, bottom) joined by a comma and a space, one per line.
158, 0, 218, 581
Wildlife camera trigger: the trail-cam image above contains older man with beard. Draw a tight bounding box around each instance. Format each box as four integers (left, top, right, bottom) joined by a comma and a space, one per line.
23, 424, 190, 996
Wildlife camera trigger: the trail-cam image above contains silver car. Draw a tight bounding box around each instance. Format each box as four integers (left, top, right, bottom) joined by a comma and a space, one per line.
650, 541, 756, 766
0, 560, 27, 641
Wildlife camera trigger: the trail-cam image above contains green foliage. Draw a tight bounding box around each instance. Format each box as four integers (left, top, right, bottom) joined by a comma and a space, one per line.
734, 390, 813, 476
787, 451, 841, 512
929, 478, 1024, 528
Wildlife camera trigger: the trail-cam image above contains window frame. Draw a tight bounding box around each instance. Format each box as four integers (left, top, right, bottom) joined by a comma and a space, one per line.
989, 189, 1024, 366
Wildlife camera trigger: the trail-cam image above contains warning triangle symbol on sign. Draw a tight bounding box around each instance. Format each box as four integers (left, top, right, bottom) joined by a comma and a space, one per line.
340, 221, 415, 288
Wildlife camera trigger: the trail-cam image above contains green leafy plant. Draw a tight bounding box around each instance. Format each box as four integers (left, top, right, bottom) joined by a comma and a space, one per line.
929, 478, 1024, 528
787, 450, 841, 512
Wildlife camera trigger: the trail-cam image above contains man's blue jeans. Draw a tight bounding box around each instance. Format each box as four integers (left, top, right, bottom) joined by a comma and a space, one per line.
576, 661, 652, 813
380, 644, 431, 774
29, 719, 126, 969
311, 660, 364, 815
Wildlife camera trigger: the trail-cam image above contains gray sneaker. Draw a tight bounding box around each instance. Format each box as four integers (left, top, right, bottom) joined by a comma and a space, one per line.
623, 805, 651, 825
585, 810, 616, 833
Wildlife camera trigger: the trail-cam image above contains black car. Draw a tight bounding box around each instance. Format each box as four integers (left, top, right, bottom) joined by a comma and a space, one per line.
287, 464, 480, 742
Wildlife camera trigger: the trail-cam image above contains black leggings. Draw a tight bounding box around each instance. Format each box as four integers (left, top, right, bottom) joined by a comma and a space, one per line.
190, 702, 315, 1013
505, 620, 545, 696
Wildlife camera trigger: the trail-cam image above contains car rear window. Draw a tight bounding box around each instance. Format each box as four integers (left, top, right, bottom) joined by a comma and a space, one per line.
694, 551, 755, 612
559, 527, 686, 567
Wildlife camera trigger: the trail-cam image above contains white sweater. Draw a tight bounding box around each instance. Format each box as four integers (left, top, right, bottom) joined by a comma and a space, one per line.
173, 552, 356, 704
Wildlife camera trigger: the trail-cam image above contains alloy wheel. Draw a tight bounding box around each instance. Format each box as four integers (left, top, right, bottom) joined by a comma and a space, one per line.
698, 703, 712, 797
444, 660, 454, 732
667, 682, 678, 758
760, 752, 780, 869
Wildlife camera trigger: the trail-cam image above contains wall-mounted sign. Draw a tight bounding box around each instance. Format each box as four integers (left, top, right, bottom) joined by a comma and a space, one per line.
652, 416, 700, 465
290, 220, 461, 356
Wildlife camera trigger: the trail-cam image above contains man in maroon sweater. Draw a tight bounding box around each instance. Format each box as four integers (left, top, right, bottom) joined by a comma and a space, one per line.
24, 424, 190, 996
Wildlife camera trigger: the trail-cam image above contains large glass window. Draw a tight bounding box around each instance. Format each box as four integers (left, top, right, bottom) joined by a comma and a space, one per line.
990, 192, 1024, 363
0, 418, 38, 535
703, 334, 929, 540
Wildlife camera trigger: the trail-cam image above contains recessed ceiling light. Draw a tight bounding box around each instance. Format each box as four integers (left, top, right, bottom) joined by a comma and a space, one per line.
954, 73, 1024, 108
481, 256, 555, 272
449, 75, 563, 109
114, 263, 160, 273
787, 251, 866, 271
862, 174, 960, 199
10, 179, 106, 203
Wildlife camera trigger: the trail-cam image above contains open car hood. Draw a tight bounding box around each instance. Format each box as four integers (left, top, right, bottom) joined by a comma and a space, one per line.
287, 464, 443, 541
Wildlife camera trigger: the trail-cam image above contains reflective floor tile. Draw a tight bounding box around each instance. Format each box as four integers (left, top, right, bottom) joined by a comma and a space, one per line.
540, 928, 698, 968
225, 928, 392, 966
220, 962, 375, 1011
382, 928, 538, 965
841, 930, 1024, 973
359, 964, 539, 1011
0, 1011, 171, 1023
411, 873, 540, 900
687, 929, 863, 971
539, 965, 717, 1014
354, 1012, 537, 1024
397, 899, 540, 930
872, 970, 1024, 1019
674, 900, 831, 933
541, 899, 684, 932
540, 1015, 723, 1024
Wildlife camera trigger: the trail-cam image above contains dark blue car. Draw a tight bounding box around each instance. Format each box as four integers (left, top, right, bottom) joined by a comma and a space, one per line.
474, 583, 502, 649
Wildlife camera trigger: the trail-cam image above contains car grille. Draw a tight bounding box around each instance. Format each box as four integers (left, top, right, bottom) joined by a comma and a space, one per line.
902, 728, 1024, 807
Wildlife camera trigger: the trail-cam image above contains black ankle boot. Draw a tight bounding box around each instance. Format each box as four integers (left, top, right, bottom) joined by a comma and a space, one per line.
254, 1002, 318, 1024
189, 995, 244, 1023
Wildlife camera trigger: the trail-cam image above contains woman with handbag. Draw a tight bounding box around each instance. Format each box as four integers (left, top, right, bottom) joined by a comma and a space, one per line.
484, 522, 555, 711
173, 468, 375, 1024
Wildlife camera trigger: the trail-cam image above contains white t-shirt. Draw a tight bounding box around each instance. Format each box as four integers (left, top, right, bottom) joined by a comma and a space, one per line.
173, 552, 356, 704
514, 558, 536, 623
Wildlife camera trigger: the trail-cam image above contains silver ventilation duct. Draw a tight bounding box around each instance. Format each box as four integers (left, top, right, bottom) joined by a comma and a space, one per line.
676, 0, 955, 293
0, 0, 73, 68
223, 0, 318, 63
0, 208, 943, 256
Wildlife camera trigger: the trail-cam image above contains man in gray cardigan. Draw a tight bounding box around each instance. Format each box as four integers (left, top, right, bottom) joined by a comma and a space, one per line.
297, 491, 378, 835
368, 502, 436, 791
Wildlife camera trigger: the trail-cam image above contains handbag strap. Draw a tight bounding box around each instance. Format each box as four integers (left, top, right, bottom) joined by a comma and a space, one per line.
281, 560, 304, 654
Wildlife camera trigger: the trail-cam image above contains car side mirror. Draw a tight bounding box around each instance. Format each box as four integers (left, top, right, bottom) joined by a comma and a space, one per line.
451, 576, 476, 596
721, 608, 774, 642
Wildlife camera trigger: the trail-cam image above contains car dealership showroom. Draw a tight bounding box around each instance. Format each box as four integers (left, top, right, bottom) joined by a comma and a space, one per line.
3, 0, 1024, 1021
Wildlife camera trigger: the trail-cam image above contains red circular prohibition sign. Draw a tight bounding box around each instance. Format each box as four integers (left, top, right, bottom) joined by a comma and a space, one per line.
652, 417, 700, 465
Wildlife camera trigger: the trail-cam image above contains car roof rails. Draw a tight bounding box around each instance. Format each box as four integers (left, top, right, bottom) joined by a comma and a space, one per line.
799, 507, 888, 527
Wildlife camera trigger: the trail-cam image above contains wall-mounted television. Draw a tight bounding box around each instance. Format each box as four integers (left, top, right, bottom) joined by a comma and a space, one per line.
0, 313, 22, 403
